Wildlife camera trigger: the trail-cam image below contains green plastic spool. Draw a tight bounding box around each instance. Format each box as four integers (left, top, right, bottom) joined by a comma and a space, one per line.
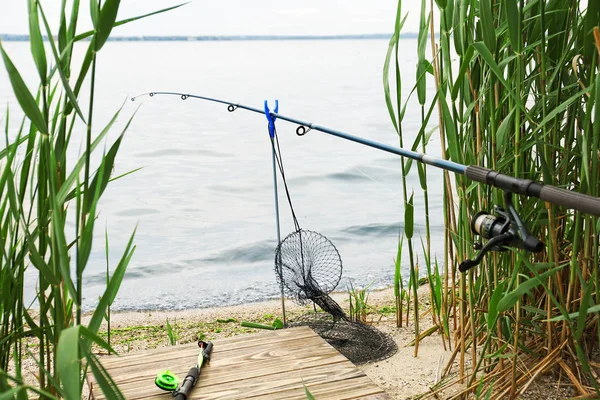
155, 370, 180, 391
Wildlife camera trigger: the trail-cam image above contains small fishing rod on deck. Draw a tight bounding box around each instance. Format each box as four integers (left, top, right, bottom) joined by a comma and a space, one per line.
132, 91, 600, 274
155, 340, 213, 399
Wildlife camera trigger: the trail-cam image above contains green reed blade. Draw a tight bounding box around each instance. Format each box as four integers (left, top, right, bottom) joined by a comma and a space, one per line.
95, 0, 121, 51
479, 0, 497, 53
56, 326, 80, 399
88, 228, 136, 333
383, 9, 408, 133
472, 41, 527, 116
550, 304, 600, 322
37, 2, 87, 123
505, 0, 521, 52
0, 45, 48, 135
75, 3, 189, 41
57, 104, 123, 204
0, 387, 21, 400
77, 150, 106, 275
496, 108, 515, 148
90, 0, 99, 27
83, 133, 125, 214
405, 193, 414, 239
497, 264, 565, 313
394, 236, 404, 298
86, 350, 126, 400
451, 45, 474, 100
27, 0, 47, 86
437, 88, 461, 163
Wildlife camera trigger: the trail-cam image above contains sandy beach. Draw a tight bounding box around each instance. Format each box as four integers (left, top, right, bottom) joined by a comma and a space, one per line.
87, 285, 574, 399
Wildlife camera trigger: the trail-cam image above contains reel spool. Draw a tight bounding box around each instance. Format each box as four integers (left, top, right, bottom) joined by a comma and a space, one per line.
155, 370, 180, 391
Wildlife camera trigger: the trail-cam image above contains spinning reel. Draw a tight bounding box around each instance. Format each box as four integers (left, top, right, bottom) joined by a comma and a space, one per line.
459, 192, 544, 272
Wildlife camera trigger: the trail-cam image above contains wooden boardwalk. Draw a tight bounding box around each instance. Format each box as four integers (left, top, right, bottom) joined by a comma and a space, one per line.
90, 326, 390, 399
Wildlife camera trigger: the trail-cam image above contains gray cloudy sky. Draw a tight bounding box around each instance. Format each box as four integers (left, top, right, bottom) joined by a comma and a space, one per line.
1, 1, 435, 36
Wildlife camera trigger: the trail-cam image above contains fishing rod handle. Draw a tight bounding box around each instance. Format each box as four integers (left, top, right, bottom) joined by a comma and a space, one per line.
465, 166, 600, 216
173, 366, 199, 400
203, 341, 213, 359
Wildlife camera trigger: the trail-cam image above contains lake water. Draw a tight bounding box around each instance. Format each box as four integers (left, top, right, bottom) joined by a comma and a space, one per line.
0, 39, 445, 311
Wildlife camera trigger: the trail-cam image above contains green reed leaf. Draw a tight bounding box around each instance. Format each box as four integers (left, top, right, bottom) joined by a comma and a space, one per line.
57, 104, 123, 204
417, 162, 427, 190
549, 304, 600, 322
438, 89, 461, 163
166, 318, 177, 345
505, 0, 521, 52
487, 281, 506, 331
95, 0, 121, 51
383, 8, 408, 133
57, 327, 81, 400
472, 41, 527, 116
84, 133, 124, 214
394, 235, 404, 297
37, 2, 87, 123
497, 264, 565, 313
0, 44, 48, 135
0, 387, 21, 400
49, 155, 78, 304
75, 3, 188, 42
535, 86, 592, 133
451, 45, 474, 101
85, 351, 126, 399
88, 228, 136, 334
480, 0, 497, 53
405, 192, 414, 239
90, 0, 99, 28
28, 0, 47, 85
77, 150, 106, 275
496, 108, 515, 148
303, 383, 316, 400
576, 280, 593, 340
582, 0, 600, 63
69, 42, 93, 116
416, 0, 428, 105
79, 325, 118, 354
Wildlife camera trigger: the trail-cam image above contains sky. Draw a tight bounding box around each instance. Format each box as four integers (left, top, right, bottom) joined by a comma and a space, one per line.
0, 1, 437, 36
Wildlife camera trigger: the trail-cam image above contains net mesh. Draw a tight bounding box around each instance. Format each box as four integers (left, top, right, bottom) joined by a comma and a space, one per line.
289, 314, 398, 365
275, 229, 342, 306
274, 229, 397, 364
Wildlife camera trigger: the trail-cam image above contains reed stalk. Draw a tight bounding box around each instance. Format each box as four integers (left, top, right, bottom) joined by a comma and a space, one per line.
387, 0, 600, 396
0, 1, 182, 397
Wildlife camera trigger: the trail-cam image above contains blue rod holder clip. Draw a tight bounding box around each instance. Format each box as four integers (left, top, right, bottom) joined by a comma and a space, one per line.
264, 100, 279, 138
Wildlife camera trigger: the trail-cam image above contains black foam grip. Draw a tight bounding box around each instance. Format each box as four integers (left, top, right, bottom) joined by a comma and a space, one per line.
464, 165, 491, 185
174, 367, 200, 400
465, 165, 600, 216
539, 185, 600, 217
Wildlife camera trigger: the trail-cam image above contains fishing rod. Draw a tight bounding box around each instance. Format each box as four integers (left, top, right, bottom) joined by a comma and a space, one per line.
132, 92, 600, 272
155, 340, 213, 399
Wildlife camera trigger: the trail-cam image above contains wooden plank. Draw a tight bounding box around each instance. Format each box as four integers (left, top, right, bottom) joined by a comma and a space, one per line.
128, 362, 368, 399
243, 375, 388, 400
105, 340, 347, 391
99, 326, 316, 369
91, 326, 389, 400
100, 331, 331, 379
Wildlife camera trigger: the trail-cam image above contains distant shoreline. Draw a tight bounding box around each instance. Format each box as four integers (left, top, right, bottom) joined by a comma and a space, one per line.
0, 33, 424, 42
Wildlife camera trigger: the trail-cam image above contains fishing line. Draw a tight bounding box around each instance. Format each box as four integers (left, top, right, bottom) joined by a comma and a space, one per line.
270, 126, 300, 232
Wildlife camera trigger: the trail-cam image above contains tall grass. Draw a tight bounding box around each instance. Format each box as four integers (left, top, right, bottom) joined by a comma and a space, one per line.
0, 1, 181, 398
386, 0, 600, 397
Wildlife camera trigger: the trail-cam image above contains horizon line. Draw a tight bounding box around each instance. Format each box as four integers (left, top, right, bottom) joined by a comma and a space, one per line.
0, 32, 431, 42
